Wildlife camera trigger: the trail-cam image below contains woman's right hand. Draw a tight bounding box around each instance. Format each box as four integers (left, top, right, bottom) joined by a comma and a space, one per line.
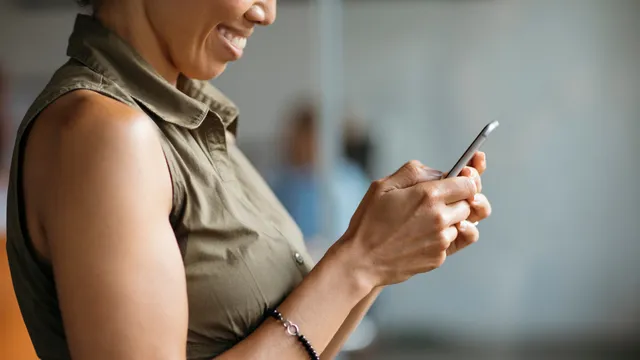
331, 160, 482, 288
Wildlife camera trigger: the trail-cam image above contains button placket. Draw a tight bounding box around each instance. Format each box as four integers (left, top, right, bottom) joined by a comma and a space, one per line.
204, 112, 235, 182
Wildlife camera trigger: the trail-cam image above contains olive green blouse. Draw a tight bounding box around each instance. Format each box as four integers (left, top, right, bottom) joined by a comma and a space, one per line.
6, 14, 314, 360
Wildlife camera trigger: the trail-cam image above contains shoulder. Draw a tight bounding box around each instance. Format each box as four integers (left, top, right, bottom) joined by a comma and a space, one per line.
37, 89, 155, 141
26, 89, 166, 181
23, 89, 172, 226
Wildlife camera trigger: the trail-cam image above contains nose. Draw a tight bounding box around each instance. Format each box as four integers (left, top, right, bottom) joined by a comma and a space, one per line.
244, 0, 276, 26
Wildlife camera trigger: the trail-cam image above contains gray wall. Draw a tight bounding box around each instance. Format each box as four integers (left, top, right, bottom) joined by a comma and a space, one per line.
2, 0, 639, 345
341, 0, 640, 344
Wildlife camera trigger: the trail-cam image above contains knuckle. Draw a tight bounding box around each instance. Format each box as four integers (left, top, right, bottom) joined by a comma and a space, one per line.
462, 166, 473, 177
370, 179, 385, 192
405, 160, 423, 169
473, 174, 482, 191
431, 211, 447, 230
422, 185, 440, 204
463, 203, 473, 219
460, 177, 477, 195
436, 232, 450, 251
403, 160, 423, 180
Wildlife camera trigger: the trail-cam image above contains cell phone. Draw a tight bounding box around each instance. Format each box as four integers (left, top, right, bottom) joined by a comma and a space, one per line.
445, 121, 499, 178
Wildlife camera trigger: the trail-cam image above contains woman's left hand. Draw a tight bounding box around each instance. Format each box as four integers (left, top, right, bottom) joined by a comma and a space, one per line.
447, 151, 492, 255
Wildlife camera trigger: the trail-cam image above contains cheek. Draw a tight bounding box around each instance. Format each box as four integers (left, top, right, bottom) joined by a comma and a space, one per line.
186, 30, 232, 79
162, 1, 251, 79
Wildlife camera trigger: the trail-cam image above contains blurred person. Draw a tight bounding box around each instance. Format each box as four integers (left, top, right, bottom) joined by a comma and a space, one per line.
343, 112, 375, 179
268, 102, 380, 358
0, 67, 37, 359
6, 2, 492, 360
271, 100, 372, 245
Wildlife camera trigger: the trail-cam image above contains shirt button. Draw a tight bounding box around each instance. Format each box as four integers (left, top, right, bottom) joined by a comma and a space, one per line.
294, 252, 305, 265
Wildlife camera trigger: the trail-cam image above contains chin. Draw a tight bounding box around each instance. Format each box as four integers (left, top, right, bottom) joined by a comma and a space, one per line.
180, 60, 228, 81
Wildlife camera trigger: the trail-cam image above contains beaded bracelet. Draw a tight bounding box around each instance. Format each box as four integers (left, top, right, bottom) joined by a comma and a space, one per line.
267, 308, 320, 360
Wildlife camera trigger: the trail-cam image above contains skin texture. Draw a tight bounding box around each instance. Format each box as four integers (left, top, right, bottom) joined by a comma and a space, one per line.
24, 91, 186, 359
97, 0, 276, 82
21, 1, 493, 359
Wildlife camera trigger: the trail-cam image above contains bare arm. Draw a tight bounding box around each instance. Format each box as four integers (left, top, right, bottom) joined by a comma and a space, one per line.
215, 248, 370, 360
321, 287, 383, 359
29, 92, 489, 360
29, 93, 188, 360
29, 92, 373, 360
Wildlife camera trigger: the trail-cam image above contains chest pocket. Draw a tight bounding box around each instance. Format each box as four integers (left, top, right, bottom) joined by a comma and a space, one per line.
159, 113, 313, 358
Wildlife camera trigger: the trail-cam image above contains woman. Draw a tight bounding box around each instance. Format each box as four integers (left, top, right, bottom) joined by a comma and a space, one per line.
6, 1, 492, 359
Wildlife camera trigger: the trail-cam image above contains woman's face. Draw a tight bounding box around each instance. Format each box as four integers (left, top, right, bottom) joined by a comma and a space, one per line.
144, 0, 276, 80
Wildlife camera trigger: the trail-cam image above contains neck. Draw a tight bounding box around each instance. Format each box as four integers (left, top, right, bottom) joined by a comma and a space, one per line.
97, 3, 180, 85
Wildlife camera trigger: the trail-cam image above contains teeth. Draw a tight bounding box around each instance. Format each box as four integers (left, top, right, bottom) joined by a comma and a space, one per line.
219, 27, 247, 50
231, 37, 247, 50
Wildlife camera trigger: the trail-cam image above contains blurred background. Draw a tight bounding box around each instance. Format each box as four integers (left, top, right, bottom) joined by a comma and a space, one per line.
1, 0, 640, 359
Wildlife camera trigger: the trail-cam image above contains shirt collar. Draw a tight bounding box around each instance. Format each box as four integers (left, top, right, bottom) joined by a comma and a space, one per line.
66, 14, 239, 131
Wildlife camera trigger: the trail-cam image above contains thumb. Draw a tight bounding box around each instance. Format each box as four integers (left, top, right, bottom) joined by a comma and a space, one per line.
383, 160, 443, 191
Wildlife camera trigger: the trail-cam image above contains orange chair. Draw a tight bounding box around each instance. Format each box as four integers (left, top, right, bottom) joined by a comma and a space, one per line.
1, 236, 37, 359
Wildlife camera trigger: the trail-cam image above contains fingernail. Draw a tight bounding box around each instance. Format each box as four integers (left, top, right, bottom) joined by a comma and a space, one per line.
473, 194, 481, 204
459, 221, 467, 230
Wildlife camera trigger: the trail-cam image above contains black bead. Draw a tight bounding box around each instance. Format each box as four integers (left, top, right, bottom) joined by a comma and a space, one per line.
269, 308, 319, 359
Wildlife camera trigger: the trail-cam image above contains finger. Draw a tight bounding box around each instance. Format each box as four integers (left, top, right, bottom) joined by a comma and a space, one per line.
383, 160, 443, 191
466, 193, 492, 223
425, 176, 477, 205
469, 151, 487, 175
458, 166, 482, 194
447, 220, 480, 256
440, 225, 459, 247
442, 199, 472, 227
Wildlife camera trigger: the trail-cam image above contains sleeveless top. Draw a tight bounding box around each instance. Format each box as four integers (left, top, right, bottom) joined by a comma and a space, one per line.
6, 14, 314, 360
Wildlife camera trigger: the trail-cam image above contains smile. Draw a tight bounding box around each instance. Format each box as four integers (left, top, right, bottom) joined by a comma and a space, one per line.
218, 26, 248, 51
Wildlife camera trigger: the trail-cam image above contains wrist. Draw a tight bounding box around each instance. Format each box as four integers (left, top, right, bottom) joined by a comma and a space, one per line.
320, 237, 376, 300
